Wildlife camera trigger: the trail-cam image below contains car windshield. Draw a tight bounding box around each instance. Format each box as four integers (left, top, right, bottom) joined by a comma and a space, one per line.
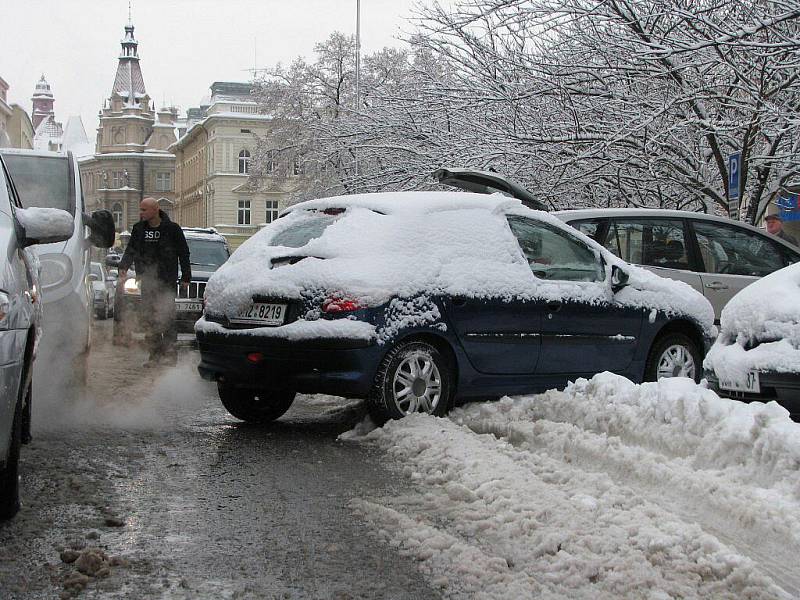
90, 263, 102, 278
269, 212, 340, 248
2, 154, 74, 214
187, 239, 229, 268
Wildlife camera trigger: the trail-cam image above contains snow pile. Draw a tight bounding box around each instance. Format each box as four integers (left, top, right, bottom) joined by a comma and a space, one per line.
16, 206, 74, 241
705, 262, 800, 382
352, 373, 800, 598
199, 191, 714, 339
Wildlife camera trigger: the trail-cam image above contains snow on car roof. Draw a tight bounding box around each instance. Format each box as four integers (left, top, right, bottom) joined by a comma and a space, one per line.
284, 191, 521, 216
201, 192, 714, 338
704, 262, 800, 380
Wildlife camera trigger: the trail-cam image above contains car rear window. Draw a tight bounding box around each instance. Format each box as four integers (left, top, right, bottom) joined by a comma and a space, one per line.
269, 212, 340, 248
2, 154, 74, 214
187, 239, 230, 268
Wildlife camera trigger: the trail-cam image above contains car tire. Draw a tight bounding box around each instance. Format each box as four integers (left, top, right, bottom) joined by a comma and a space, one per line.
645, 332, 701, 383
0, 391, 24, 520
367, 340, 454, 424
217, 383, 295, 423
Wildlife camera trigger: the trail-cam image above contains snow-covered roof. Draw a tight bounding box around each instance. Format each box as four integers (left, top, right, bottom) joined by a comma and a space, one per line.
32, 115, 63, 150
112, 59, 146, 102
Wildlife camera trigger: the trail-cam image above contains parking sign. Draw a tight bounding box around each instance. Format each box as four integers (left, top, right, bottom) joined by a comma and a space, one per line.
728, 152, 741, 200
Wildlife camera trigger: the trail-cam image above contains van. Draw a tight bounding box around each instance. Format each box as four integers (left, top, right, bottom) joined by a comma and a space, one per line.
0, 149, 114, 389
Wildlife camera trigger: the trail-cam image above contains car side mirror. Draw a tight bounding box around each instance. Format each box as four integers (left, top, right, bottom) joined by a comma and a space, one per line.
88, 273, 99, 282
611, 264, 629, 292
17, 207, 75, 247
84, 209, 116, 248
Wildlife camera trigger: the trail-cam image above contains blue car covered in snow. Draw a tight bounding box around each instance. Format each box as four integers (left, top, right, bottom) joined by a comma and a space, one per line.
196, 192, 715, 423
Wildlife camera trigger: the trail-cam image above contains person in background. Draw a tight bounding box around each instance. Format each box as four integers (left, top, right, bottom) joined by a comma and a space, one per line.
118, 198, 190, 367
765, 213, 798, 246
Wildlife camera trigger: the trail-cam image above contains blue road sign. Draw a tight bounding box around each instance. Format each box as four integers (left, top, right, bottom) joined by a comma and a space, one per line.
728, 152, 741, 200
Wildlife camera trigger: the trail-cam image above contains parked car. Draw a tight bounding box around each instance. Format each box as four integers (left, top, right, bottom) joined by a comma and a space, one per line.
555, 209, 800, 324
0, 154, 74, 519
112, 227, 230, 340
433, 169, 800, 324
0, 149, 114, 388
196, 191, 715, 424
89, 261, 116, 319
704, 262, 800, 418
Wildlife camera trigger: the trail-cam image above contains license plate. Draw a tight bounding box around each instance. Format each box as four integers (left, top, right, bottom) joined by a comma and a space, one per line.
176, 302, 203, 312
230, 302, 287, 326
719, 370, 760, 394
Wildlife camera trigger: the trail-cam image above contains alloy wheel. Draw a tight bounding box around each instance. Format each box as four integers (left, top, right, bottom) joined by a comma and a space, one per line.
391, 351, 443, 415
656, 344, 696, 379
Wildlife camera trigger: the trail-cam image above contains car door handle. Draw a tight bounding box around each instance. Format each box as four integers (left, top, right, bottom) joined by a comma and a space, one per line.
704, 282, 729, 290
547, 301, 562, 312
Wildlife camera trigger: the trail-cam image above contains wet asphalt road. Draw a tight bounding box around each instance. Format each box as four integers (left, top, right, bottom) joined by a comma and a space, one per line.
0, 321, 441, 599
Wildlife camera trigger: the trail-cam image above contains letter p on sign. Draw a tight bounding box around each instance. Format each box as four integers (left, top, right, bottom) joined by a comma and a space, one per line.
728, 152, 741, 200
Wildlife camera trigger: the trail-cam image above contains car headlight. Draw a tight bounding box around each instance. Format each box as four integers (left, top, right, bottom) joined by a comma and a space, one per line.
123, 278, 141, 295
39, 254, 73, 290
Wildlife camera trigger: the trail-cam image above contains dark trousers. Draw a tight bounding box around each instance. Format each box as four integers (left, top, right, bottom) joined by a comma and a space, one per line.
141, 280, 177, 359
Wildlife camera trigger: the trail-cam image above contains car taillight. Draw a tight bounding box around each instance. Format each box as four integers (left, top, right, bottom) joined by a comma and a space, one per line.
322, 297, 361, 313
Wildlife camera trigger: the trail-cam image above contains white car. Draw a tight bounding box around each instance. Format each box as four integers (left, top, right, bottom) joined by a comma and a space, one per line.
89, 261, 116, 320
704, 262, 800, 418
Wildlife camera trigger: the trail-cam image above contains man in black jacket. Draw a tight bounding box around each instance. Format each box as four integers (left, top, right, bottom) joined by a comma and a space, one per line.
118, 198, 191, 366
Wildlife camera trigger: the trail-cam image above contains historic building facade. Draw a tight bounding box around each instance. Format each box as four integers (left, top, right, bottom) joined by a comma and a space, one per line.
171, 82, 296, 248
0, 75, 34, 150
79, 19, 177, 233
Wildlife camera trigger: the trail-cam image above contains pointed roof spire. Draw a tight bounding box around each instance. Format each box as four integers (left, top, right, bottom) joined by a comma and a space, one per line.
112, 14, 147, 105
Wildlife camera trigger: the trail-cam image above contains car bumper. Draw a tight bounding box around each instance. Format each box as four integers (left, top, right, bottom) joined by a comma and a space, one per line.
706, 371, 800, 419
196, 329, 382, 398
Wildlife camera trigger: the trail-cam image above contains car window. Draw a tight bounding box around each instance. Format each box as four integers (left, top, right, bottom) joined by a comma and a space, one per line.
90, 263, 103, 279
2, 154, 74, 214
507, 216, 604, 282
570, 219, 604, 242
692, 220, 788, 276
187, 239, 230, 267
607, 219, 689, 270
269, 213, 340, 248
0, 162, 11, 215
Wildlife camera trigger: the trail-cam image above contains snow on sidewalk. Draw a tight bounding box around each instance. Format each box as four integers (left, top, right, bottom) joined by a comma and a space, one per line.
346, 373, 800, 599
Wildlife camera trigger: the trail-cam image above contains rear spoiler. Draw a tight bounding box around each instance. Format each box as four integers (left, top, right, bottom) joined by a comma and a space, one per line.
432, 168, 548, 212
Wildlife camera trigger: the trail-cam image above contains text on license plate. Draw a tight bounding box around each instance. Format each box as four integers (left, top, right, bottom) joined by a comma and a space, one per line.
231, 302, 287, 325
719, 370, 760, 394
176, 302, 203, 312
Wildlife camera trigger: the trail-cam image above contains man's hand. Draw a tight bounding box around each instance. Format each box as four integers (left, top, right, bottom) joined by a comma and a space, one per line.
180, 280, 190, 291
119, 269, 127, 279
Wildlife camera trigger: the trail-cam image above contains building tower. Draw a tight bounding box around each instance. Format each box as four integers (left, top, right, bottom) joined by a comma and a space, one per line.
78, 17, 177, 232
31, 74, 55, 130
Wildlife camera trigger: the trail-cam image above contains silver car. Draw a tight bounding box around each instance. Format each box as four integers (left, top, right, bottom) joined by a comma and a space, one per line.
555, 209, 800, 323
0, 154, 74, 519
89, 261, 116, 320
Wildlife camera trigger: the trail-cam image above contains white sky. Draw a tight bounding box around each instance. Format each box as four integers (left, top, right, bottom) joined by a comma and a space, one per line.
0, 0, 423, 139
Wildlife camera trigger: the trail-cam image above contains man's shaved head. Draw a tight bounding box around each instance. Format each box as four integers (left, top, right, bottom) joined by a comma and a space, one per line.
139, 197, 160, 223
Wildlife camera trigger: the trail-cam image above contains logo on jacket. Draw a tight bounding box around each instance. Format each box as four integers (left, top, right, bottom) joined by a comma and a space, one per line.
144, 230, 161, 241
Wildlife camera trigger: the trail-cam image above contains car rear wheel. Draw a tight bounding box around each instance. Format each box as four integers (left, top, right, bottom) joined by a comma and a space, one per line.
0, 390, 24, 520
645, 333, 701, 383
367, 340, 454, 423
217, 383, 295, 423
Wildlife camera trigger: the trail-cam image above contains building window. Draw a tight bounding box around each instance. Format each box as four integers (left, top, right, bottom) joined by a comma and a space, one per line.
156, 172, 172, 191
111, 171, 124, 188
266, 200, 279, 224
112, 203, 123, 228
265, 150, 277, 174
238, 150, 251, 174
240, 129, 251, 134
292, 156, 302, 176
238, 199, 251, 225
